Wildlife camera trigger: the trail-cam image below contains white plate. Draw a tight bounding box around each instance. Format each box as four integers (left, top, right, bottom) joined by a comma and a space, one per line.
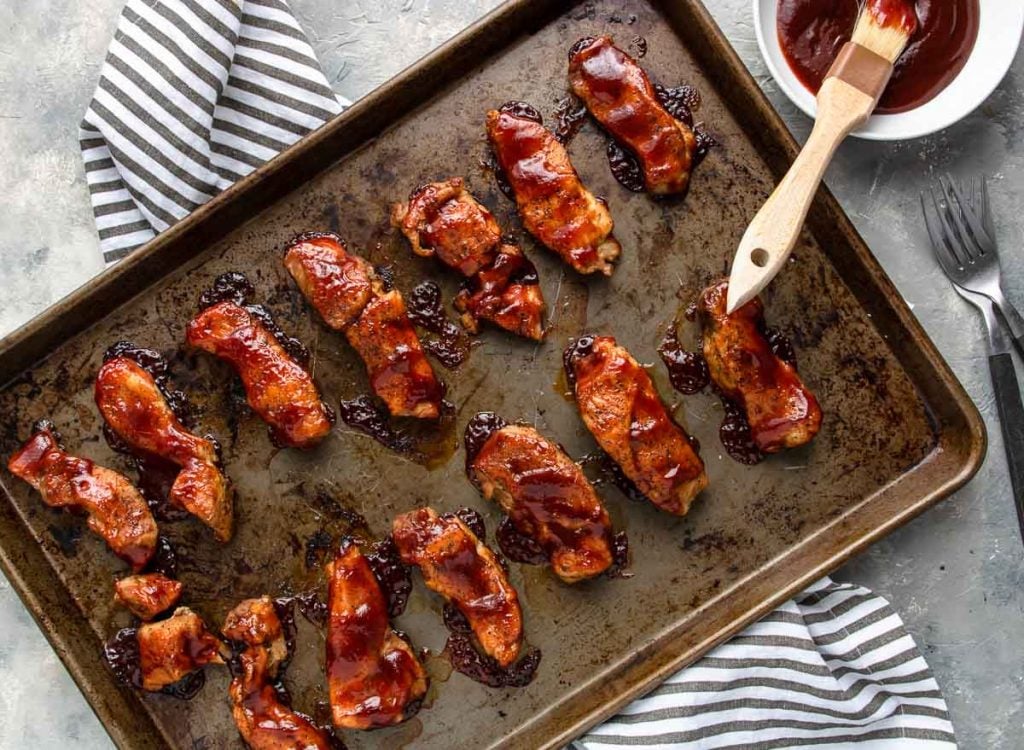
753, 0, 1024, 141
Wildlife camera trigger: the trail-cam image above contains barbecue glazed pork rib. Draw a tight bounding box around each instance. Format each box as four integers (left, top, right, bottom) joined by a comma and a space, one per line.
327, 539, 428, 730
565, 336, 708, 515
486, 105, 620, 276
391, 177, 502, 277
468, 419, 614, 582
698, 280, 822, 452
392, 180, 546, 340
347, 290, 443, 419
7, 424, 157, 570
284, 232, 443, 419
392, 507, 522, 667
223, 597, 332, 750
114, 573, 182, 620
452, 243, 545, 341
569, 36, 697, 195
95, 356, 233, 541
138, 607, 225, 691
186, 301, 334, 449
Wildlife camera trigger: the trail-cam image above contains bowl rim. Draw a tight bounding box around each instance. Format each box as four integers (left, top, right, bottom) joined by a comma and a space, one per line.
752, 0, 1024, 141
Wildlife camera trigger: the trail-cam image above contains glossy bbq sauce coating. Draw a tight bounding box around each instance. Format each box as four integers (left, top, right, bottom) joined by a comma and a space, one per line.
466, 415, 618, 582
326, 538, 427, 729
565, 336, 707, 516
569, 36, 697, 195
188, 273, 334, 449
698, 281, 821, 457
777, 0, 979, 114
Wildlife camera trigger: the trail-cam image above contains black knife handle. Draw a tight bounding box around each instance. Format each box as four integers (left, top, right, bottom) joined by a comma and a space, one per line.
1015, 333, 1024, 362
989, 352, 1024, 544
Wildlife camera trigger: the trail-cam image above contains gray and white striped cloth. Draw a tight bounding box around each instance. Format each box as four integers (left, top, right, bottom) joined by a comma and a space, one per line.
77, 3, 956, 748
80, 0, 345, 264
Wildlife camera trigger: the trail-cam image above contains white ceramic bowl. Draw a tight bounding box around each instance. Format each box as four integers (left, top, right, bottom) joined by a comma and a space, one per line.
753, 0, 1024, 140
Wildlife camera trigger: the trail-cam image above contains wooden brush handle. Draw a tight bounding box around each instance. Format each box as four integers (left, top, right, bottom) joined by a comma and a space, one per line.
726, 43, 893, 313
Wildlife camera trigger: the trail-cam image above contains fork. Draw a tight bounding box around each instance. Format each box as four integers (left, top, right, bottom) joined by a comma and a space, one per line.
922, 179, 1024, 544
927, 175, 1024, 357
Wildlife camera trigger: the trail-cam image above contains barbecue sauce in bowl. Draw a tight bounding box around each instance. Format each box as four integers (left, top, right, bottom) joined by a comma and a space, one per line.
777, 0, 979, 114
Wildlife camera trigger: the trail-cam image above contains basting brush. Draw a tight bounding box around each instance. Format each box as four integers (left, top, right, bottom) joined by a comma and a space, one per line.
726, 0, 918, 313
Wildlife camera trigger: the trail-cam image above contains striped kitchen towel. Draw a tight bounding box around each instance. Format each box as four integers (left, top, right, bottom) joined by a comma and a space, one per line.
77, 3, 956, 749
79, 0, 346, 265
575, 578, 955, 749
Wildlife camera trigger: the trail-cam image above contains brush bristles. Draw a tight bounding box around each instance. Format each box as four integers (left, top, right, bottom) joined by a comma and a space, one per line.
851, 6, 915, 63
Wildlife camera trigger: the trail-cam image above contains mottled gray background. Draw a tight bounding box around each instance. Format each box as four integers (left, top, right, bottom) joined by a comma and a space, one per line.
0, 0, 1021, 747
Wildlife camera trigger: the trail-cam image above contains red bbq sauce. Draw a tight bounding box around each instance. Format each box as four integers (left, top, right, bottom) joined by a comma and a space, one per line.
777, 0, 979, 114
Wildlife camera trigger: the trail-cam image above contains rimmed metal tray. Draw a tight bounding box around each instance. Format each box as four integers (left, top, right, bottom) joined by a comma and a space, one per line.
0, 0, 984, 748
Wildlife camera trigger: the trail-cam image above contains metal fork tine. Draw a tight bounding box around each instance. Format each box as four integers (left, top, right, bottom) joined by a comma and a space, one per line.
921, 191, 962, 277
945, 173, 996, 254
929, 185, 967, 267
939, 176, 979, 260
980, 175, 996, 239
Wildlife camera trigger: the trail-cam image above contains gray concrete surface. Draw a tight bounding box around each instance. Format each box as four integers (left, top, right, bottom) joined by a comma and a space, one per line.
0, 0, 1021, 747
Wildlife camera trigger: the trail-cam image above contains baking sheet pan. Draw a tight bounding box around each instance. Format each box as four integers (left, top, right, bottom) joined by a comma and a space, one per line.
0, 0, 984, 748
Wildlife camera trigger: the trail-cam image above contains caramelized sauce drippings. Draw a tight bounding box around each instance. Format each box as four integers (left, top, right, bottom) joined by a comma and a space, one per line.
498, 100, 542, 123
198, 271, 255, 309
657, 325, 710, 395
561, 335, 595, 392
147, 536, 179, 578
338, 395, 415, 453
719, 397, 766, 466
290, 590, 328, 628
406, 281, 470, 369
653, 83, 700, 127
606, 140, 646, 193
338, 395, 457, 467
580, 451, 648, 505
483, 151, 515, 201
463, 411, 509, 472
363, 535, 412, 618
449, 507, 486, 541
495, 517, 547, 565
553, 95, 588, 144
105, 627, 142, 688
441, 606, 541, 688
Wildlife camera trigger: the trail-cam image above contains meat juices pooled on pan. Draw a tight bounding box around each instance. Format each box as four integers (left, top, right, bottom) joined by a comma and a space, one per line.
569, 36, 697, 195
7, 424, 157, 570
138, 607, 225, 691
327, 539, 428, 730
114, 573, 183, 621
391, 179, 546, 341
95, 357, 233, 541
223, 597, 332, 750
468, 420, 614, 582
486, 105, 621, 276
186, 301, 334, 449
698, 280, 822, 452
392, 507, 523, 667
565, 336, 708, 515
284, 232, 443, 419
